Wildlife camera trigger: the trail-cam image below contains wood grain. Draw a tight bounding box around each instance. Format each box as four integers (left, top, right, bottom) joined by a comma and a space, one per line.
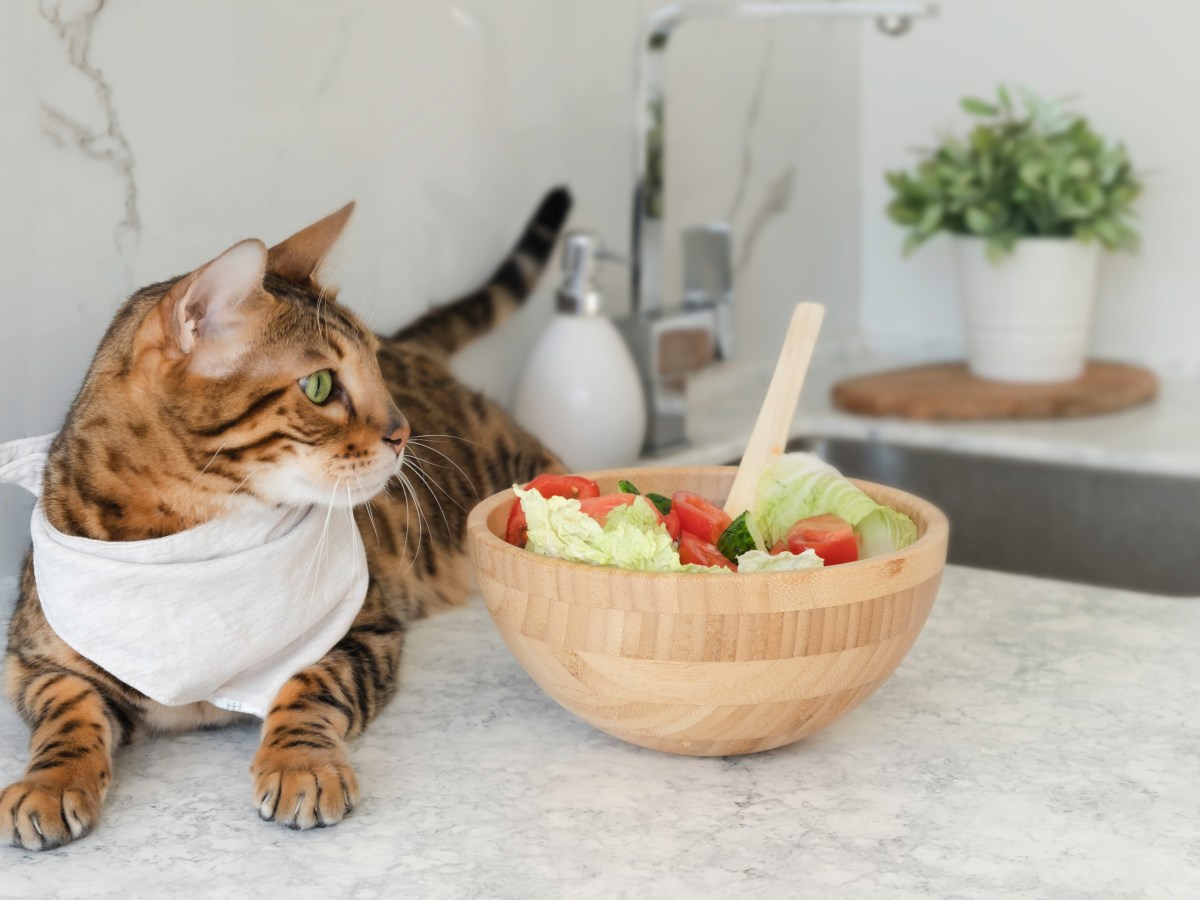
723, 302, 824, 516
831, 360, 1158, 421
466, 466, 949, 757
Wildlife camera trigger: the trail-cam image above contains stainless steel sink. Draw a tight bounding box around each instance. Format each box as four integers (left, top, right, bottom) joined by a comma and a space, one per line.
778, 437, 1200, 597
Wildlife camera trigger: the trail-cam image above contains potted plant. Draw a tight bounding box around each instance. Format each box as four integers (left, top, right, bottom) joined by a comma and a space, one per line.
885, 86, 1142, 382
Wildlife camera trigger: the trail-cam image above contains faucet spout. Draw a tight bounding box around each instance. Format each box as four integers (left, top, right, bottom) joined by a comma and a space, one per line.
626, 1, 938, 454
631, 1, 938, 319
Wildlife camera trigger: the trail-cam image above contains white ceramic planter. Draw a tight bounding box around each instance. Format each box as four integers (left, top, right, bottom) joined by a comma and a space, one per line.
953, 236, 1101, 383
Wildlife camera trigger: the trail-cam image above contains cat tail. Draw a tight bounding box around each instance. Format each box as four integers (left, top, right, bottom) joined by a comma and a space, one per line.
392, 186, 573, 354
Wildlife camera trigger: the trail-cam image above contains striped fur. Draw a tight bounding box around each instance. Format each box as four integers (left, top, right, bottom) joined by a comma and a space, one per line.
1, 188, 571, 848
393, 187, 571, 354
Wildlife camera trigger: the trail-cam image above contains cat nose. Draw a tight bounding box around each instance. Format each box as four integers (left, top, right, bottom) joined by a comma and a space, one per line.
383, 418, 410, 455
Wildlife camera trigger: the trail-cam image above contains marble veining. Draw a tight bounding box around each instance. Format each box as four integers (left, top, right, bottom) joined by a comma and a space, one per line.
1, 566, 1197, 898
736, 164, 796, 278
726, 23, 781, 275
38, 0, 141, 282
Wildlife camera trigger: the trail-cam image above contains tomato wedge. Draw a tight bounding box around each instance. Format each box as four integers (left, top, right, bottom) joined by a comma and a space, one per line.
504, 500, 528, 546
678, 531, 736, 570
785, 514, 859, 566
672, 491, 733, 545
579, 494, 681, 541
578, 494, 639, 520
525, 474, 600, 501
504, 473, 602, 546
661, 509, 681, 542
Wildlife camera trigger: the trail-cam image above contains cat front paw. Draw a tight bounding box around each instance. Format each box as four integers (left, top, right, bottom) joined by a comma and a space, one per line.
250, 745, 360, 830
0, 778, 103, 851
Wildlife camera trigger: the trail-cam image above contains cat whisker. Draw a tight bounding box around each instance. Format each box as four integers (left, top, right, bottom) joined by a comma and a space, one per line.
216, 473, 254, 518
354, 279, 384, 330
404, 474, 432, 553
302, 476, 343, 630
408, 453, 453, 475
394, 472, 427, 579
282, 476, 339, 634
406, 439, 478, 497
189, 442, 228, 489
315, 281, 333, 344
404, 455, 465, 515
412, 433, 482, 447
402, 449, 450, 470
353, 471, 382, 546
401, 458, 455, 537
400, 451, 460, 508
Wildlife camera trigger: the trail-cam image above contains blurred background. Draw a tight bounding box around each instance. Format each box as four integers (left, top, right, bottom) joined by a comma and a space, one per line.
2, 0, 1197, 578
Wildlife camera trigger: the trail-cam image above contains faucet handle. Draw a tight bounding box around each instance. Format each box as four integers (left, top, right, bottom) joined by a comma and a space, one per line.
682, 223, 734, 359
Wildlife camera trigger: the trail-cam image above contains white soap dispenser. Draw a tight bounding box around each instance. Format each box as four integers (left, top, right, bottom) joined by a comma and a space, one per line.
514, 232, 646, 471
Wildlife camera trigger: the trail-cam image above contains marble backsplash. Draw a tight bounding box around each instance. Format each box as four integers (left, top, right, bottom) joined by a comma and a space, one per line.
0, 0, 864, 571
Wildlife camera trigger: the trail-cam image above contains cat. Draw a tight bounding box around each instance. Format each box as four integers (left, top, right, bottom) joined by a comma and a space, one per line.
0, 187, 572, 850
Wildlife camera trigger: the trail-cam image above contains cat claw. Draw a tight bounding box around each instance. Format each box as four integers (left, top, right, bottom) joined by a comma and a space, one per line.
0, 780, 100, 851
250, 748, 359, 831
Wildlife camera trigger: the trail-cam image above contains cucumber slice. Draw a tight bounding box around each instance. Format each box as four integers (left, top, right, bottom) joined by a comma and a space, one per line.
645, 492, 672, 516
717, 511, 764, 563
617, 480, 641, 495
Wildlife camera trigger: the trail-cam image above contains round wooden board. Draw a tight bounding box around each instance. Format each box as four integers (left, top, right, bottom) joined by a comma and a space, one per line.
832, 360, 1159, 421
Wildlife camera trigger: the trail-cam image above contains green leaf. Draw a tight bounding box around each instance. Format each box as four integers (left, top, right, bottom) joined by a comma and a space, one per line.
962, 97, 999, 117
1019, 161, 1044, 187
917, 203, 943, 235
1093, 218, 1120, 247
516, 488, 709, 573
965, 207, 992, 234
901, 231, 926, 256
969, 126, 995, 153
645, 493, 673, 516
998, 84, 1013, 114
1067, 157, 1092, 180
886, 201, 920, 226
754, 453, 916, 553
885, 87, 1141, 256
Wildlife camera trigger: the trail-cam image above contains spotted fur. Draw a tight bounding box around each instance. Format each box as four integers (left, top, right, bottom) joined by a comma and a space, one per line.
1, 188, 571, 848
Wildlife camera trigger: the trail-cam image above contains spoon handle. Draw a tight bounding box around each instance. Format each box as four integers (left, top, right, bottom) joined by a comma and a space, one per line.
723, 302, 825, 517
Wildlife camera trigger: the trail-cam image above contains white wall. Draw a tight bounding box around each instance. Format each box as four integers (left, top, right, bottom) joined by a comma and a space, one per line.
861, 0, 1200, 372
0, 1, 864, 573
12, 0, 1192, 583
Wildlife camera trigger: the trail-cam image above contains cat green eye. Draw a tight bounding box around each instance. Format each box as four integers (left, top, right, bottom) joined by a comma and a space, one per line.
301, 369, 334, 405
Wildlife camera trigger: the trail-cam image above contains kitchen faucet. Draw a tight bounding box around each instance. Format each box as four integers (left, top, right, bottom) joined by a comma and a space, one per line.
620, 1, 938, 453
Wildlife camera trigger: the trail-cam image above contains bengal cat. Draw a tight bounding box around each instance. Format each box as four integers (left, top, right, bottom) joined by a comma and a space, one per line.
0, 188, 571, 850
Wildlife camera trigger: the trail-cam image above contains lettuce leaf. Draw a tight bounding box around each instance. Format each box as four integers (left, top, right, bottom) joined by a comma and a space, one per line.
754, 452, 917, 557
516, 487, 728, 573
735, 548, 824, 573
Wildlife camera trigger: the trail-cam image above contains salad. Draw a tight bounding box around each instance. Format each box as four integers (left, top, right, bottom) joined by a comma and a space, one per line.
502, 453, 918, 573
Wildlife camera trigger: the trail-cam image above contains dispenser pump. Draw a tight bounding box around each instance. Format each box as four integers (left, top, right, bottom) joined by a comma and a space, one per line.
556, 232, 605, 316
512, 231, 647, 471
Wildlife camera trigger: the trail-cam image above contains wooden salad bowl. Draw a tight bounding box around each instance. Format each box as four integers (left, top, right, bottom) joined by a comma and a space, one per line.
466, 466, 949, 757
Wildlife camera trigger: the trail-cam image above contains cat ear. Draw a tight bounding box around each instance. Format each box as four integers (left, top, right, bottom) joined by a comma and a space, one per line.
160, 238, 270, 369
266, 201, 355, 286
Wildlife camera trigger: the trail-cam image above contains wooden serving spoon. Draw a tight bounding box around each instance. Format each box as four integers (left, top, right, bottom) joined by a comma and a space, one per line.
723, 302, 825, 517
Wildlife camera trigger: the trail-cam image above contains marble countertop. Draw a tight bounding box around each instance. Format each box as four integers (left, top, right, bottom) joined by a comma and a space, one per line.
2, 351, 1197, 896
652, 349, 1200, 478
2, 565, 1197, 899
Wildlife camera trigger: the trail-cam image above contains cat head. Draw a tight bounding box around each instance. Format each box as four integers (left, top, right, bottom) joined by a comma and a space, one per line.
115, 203, 409, 514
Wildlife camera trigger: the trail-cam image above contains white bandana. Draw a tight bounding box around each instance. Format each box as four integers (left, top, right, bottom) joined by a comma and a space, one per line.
0, 433, 368, 717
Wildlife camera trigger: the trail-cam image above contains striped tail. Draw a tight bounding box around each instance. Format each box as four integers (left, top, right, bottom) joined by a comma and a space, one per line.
393, 186, 573, 354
